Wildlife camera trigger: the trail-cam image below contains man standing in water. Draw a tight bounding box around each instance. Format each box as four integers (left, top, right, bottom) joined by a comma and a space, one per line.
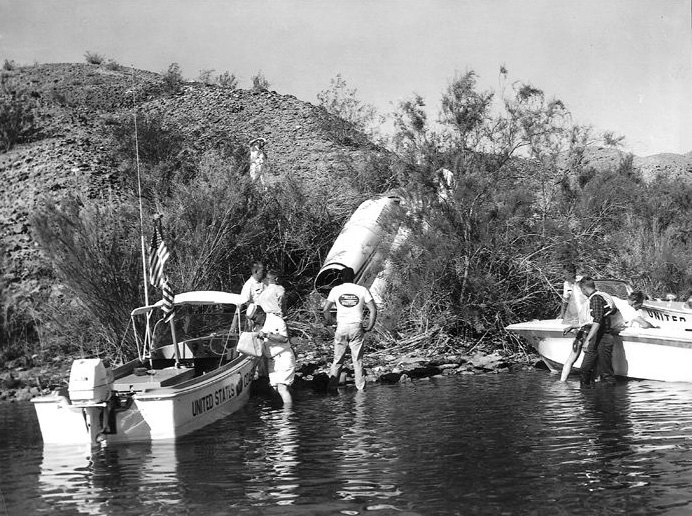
577, 277, 623, 387
240, 261, 265, 329
323, 267, 377, 391
251, 306, 295, 406
240, 261, 268, 381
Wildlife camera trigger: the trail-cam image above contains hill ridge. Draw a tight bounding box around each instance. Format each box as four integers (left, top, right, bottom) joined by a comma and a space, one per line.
0, 62, 393, 296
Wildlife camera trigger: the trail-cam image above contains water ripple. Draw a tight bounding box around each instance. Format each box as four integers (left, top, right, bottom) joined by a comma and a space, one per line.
3, 371, 692, 514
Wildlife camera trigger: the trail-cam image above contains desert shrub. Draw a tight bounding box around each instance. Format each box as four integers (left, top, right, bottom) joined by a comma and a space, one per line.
0, 80, 36, 151
217, 71, 238, 89
160, 151, 258, 292
198, 69, 214, 85
383, 70, 605, 349
383, 69, 692, 351
105, 59, 121, 71
251, 71, 270, 91
162, 62, 184, 94
84, 51, 104, 65
319, 116, 366, 148
252, 176, 348, 296
31, 195, 144, 357
317, 74, 382, 145
108, 110, 186, 166
0, 261, 41, 364
105, 110, 193, 199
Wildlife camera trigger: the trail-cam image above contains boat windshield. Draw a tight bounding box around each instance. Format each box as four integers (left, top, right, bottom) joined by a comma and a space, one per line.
594, 279, 631, 299
141, 305, 239, 347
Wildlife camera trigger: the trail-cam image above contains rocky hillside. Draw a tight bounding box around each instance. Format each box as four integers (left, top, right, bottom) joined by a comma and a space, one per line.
0, 62, 394, 299
1, 62, 690, 304
580, 146, 692, 183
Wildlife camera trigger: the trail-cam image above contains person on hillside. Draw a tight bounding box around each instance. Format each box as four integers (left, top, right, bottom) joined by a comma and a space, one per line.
623, 291, 657, 329
576, 276, 624, 387
251, 306, 295, 406
560, 263, 584, 323
322, 267, 377, 391
249, 137, 267, 190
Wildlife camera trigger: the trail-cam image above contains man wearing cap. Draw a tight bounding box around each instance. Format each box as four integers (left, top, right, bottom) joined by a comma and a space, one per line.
322, 267, 377, 391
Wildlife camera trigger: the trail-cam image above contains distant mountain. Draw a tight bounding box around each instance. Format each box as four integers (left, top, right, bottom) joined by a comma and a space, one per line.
579, 146, 692, 183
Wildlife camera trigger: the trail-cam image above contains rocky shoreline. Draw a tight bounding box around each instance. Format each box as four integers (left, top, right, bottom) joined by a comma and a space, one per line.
0, 341, 539, 403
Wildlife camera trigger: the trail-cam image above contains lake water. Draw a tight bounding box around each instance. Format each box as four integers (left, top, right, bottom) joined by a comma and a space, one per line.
1, 369, 692, 515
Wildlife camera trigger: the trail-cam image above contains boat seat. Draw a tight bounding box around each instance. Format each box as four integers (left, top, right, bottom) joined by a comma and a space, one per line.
113, 366, 195, 392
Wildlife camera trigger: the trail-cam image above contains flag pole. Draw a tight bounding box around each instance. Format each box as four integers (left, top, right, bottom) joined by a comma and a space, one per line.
153, 215, 181, 368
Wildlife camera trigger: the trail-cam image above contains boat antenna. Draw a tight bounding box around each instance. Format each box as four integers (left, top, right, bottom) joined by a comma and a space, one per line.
131, 67, 150, 307
131, 68, 154, 364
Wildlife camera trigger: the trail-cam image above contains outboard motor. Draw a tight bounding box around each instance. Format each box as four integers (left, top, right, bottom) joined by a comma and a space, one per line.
68, 358, 114, 404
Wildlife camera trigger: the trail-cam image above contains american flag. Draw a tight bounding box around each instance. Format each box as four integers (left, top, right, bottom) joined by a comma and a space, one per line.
149, 224, 175, 323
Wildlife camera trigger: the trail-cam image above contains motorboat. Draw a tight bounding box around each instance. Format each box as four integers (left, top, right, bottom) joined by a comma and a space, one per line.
506, 280, 692, 382
32, 291, 259, 445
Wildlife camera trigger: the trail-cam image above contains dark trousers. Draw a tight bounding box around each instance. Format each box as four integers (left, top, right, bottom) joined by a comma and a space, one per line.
579, 328, 615, 385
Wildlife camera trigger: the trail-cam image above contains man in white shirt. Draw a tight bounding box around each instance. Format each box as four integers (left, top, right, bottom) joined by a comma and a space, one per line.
560, 263, 584, 324
252, 307, 295, 406
257, 269, 285, 317
240, 261, 265, 329
240, 261, 267, 379
322, 267, 377, 390
623, 291, 657, 329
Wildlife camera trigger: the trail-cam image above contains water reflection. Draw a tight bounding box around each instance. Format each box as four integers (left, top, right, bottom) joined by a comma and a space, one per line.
4, 372, 692, 515
39, 441, 180, 515
245, 407, 300, 504
335, 390, 403, 503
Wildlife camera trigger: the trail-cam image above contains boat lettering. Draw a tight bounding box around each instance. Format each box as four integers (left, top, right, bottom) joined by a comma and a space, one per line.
646, 309, 687, 324
214, 384, 236, 405
243, 370, 253, 387
192, 373, 250, 417
191, 393, 215, 417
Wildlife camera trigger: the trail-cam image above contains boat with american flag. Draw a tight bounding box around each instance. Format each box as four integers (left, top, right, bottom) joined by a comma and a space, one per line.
32, 288, 259, 445
32, 219, 259, 445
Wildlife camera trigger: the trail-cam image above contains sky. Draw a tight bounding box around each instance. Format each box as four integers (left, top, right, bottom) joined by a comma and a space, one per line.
1, 0, 690, 156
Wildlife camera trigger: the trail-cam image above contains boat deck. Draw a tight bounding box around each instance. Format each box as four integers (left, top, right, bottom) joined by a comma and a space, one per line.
113, 367, 196, 392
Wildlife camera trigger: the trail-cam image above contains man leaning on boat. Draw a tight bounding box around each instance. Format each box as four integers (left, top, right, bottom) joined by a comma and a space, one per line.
576, 277, 625, 387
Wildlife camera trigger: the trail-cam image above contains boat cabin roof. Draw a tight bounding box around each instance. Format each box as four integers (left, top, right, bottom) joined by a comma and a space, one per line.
131, 291, 244, 316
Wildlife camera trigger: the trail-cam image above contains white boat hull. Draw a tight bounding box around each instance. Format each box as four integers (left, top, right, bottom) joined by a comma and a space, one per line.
32, 356, 257, 445
507, 319, 692, 382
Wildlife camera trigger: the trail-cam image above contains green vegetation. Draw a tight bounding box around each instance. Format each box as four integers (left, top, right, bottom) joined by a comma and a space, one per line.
1, 65, 691, 369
